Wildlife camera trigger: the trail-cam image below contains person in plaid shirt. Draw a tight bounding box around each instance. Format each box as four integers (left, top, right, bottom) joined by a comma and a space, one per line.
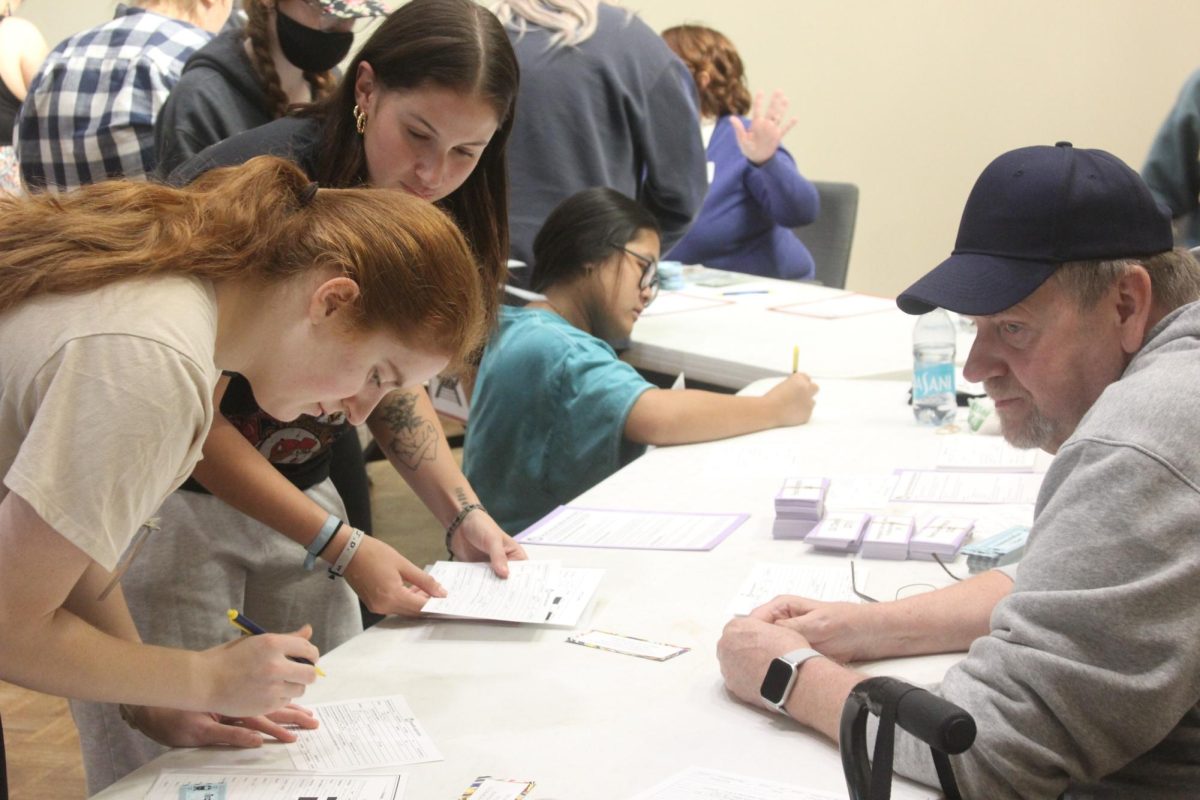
14, 1, 230, 192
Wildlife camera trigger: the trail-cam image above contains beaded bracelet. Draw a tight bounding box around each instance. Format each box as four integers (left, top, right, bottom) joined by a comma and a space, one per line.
444, 503, 485, 558
304, 514, 343, 571
328, 528, 365, 580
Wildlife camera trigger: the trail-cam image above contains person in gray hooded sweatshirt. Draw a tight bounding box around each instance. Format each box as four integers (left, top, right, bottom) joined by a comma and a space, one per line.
716, 141, 1200, 799
154, 0, 385, 177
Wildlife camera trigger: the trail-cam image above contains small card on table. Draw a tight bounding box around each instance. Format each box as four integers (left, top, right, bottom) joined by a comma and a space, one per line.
566, 629, 690, 661
458, 776, 536, 800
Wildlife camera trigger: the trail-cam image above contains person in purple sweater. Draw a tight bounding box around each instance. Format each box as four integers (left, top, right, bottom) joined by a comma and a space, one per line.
662, 24, 819, 280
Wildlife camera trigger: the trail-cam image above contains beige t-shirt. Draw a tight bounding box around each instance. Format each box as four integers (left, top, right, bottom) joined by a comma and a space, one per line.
0, 275, 219, 571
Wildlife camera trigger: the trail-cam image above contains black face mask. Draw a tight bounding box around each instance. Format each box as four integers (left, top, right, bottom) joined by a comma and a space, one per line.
275, 11, 354, 73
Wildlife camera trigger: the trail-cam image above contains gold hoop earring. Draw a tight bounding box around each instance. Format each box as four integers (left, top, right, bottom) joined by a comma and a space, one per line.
352, 104, 367, 135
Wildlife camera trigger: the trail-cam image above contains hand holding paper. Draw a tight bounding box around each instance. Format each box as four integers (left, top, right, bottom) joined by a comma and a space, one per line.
421, 561, 603, 626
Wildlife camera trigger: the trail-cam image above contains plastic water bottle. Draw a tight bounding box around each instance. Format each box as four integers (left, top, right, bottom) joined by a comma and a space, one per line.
912, 309, 957, 425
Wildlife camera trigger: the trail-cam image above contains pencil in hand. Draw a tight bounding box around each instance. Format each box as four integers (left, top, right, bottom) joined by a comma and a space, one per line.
227, 609, 326, 677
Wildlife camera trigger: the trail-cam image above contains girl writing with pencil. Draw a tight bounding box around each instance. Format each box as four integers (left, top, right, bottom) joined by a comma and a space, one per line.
463, 188, 820, 534
72, 3, 525, 791
0, 157, 487, 770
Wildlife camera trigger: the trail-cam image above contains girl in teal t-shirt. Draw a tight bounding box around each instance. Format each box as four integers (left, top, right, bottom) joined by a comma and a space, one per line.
465, 188, 821, 534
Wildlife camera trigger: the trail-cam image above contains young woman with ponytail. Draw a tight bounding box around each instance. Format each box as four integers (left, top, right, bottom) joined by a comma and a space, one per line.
71, 1, 524, 790
155, 0, 387, 177
0, 157, 488, 783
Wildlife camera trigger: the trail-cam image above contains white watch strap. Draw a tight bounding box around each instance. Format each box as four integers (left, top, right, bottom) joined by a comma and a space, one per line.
328, 528, 364, 580
781, 647, 824, 669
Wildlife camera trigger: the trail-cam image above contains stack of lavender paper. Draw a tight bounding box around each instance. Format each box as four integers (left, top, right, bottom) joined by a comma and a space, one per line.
859, 515, 916, 560
804, 511, 870, 552
908, 516, 974, 561
772, 477, 829, 539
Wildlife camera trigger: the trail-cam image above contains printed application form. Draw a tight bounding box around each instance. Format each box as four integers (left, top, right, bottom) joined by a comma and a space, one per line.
630, 766, 856, 800
890, 470, 1043, 504
772, 292, 896, 319
640, 291, 732, 316
145, 770, 405, 800
935, 436, 1041, 471
285, 696, 442, 772
629, 766, 937, 800
729, 564, 866, 616
422, 560, 603, 626
516, 506, 747, 550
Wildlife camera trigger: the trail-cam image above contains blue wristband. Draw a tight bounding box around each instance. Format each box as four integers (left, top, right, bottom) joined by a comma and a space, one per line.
304, 514, 343, 571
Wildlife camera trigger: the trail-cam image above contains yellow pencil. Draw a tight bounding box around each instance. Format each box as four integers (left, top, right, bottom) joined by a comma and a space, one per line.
792, 344, 799, 374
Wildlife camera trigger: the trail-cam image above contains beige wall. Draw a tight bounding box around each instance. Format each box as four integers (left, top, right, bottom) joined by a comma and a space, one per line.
631, 1, 1200, 296
19, 1, 115, 54
21, 1, 1200, 296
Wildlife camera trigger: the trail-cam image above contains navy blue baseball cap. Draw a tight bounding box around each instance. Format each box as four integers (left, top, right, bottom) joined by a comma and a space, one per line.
897, 142, 1174, 315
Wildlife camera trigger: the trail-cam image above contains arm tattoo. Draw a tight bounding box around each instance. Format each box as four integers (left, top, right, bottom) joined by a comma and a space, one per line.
454, 487, 470, 509
377, 391, 438, 471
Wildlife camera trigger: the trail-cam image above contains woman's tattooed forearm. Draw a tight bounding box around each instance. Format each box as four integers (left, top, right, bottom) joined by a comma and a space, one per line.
377, 391, 438, 471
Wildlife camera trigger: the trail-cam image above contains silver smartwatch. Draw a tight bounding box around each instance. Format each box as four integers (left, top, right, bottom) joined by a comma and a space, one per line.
759, 647, 825, 716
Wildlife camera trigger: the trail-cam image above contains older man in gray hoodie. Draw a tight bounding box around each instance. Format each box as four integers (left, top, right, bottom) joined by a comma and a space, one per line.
717, 142, 1200, 799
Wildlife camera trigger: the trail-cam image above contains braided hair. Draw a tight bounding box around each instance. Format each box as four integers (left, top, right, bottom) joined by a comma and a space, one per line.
244, 0, 337, 119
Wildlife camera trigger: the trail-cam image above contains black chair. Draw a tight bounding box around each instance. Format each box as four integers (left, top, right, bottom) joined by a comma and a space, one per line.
793, 180, 860, 289
841, 676, 976, 800
502, 283, 544, 307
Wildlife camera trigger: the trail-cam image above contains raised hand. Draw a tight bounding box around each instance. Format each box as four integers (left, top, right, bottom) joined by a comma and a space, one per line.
729, 90, 797, 165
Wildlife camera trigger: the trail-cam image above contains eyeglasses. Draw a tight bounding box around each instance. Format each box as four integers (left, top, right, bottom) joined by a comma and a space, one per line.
850, 555, 965, 607
613, 245, 660, 306
931, 553, 964, 582
850, 561, 878, 604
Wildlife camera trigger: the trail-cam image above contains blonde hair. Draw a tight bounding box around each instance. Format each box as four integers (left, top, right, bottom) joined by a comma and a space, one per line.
0, 156, 488, 369
492, 0, 602, 47
661, 24, 750, 118
244, 0, 337, 120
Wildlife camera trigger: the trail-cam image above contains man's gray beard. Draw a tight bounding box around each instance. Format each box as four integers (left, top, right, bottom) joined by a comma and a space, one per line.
999, 406, 1059, 451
